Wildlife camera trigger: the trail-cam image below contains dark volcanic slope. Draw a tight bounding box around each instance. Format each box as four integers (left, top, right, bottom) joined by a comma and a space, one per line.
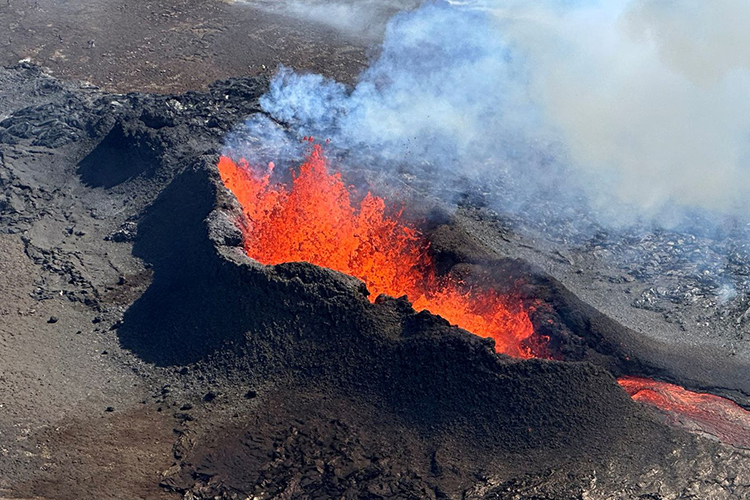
133, 164, 750, 498
444, 208, 750, 406
1, 64, 749, 499
422, 218, 750, 408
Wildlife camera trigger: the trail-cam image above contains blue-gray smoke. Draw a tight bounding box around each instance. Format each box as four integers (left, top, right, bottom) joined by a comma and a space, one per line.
227, 0, 750, 235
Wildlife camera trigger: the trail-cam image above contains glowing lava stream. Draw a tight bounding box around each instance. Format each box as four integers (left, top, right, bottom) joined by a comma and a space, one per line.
218, 143, 538, 358
619, 377, 750, 449
218, 143, 750, 448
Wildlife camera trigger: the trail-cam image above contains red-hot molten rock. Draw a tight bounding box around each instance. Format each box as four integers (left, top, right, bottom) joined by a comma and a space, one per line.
218, 144, 539, 358
218, 143, 750, 448
618, 377, 750, 449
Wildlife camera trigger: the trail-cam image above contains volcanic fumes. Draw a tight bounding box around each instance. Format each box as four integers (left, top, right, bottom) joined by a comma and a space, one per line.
218, 142, 540, 358
217, 142, 750, 449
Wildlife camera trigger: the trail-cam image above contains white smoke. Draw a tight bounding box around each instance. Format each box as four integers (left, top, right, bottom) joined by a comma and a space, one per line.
235, 0, 750, 229
495, 0, 750, 217
233, 0, 421, 39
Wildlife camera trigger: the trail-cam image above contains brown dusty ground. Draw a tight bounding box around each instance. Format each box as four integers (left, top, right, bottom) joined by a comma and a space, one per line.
10, 407, 176, 500
0, 0, 378, 94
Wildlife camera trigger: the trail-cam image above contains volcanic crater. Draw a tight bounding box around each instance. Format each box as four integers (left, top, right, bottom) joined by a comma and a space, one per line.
1, 62, 749, 499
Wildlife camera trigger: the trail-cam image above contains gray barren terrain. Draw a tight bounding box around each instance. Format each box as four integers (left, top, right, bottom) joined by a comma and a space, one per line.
0, 1, 748, 499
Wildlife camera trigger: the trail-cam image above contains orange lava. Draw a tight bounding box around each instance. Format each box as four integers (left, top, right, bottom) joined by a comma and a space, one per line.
218, 143, 537, 358
618, 376, 750, 449
217, 141, 750, 448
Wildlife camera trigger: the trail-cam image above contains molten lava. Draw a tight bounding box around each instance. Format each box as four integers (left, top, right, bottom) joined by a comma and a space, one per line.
218, 142, 750, 448
218, 144, 537, 358
618, 377, 750, 449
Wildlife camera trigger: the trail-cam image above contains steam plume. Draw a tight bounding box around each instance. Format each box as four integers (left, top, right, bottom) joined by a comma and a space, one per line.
229, 0, 750, 230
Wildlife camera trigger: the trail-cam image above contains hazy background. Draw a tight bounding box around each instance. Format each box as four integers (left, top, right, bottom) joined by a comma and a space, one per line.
228, 0, 750, 233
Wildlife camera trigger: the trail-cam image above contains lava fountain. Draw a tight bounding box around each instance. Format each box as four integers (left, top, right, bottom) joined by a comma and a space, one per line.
218, 142, 750, 448
218, 143, 540, 358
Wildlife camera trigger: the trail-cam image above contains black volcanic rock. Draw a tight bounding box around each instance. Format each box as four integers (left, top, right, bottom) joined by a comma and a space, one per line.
121, 156, 750, 498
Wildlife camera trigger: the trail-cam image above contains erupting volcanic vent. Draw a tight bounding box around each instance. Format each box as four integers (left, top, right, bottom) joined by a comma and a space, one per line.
218, 142, 540, 358
218, 141, 750, 448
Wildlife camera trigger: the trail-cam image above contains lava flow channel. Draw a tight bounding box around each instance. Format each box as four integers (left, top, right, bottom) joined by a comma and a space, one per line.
218, 144, 750, 448
619, 377, 750, 449
218, 144, 538, 358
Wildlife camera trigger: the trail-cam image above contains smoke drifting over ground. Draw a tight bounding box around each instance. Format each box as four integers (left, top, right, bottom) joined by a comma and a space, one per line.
235, 0, 421, 39
229, 0, 750, 231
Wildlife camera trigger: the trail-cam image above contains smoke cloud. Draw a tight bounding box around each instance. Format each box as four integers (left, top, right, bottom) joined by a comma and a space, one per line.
229, 0, 750, 230
235, 0, 421, 39
499, 0, 750, 218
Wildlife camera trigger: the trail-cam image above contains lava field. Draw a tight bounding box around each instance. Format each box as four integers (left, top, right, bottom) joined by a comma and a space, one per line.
1, 1, 750, 499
